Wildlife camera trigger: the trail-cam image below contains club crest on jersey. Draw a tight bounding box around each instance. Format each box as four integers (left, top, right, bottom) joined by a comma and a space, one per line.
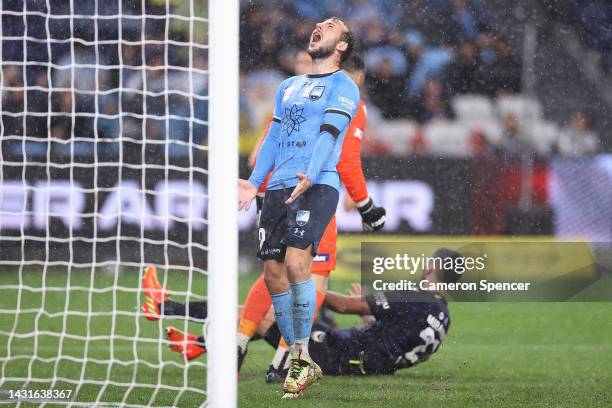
309, 85, 325, 100
296, 210, 310, 226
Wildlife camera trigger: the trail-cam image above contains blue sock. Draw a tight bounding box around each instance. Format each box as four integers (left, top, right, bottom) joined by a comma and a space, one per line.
290, 278, 316, 344
271, 290, 295, 346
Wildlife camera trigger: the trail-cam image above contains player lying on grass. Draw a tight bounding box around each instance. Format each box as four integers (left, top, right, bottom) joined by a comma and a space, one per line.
144, 247, 462, 377
238, 53, 386, 382
237, 16, 361, 398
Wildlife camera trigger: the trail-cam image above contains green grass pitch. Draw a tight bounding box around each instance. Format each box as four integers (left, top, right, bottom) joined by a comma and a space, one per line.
0, 267, 611, 407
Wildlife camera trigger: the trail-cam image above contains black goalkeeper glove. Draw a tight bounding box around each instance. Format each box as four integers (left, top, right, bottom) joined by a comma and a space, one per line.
357, 198, 386, 232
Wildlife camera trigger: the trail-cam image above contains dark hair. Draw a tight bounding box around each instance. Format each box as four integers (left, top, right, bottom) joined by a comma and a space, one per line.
331, 17, 354, 64
432, 248, 463, 284
342, 53, 365, 73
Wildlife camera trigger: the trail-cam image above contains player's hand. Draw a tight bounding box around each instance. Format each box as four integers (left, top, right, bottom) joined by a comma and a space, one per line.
358, 198, 386, 232
348, 283, 375, 325
285, 173, 311, 204
347, 283, 363, 297
238, 179, 257, 211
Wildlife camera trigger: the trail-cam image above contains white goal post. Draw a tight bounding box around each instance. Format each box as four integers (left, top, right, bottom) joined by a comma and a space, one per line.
207, 0, 239, 407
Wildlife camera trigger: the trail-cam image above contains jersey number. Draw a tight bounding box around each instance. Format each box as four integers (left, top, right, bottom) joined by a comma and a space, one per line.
397, 326, 441, 367
258, 228, 266, 250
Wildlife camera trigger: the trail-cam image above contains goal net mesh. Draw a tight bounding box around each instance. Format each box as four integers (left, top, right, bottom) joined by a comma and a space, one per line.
0, 0, 209, 406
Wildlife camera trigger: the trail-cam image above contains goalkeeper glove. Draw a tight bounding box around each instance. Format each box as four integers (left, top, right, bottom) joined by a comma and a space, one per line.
358, 198, 386, 232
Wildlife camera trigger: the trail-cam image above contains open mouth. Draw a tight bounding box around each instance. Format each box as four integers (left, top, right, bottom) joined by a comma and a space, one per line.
311, 32, 321, 43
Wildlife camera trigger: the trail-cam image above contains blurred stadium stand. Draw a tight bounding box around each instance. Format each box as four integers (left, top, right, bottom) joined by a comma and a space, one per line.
236, 0, 611, 157
1, 0, 208, 162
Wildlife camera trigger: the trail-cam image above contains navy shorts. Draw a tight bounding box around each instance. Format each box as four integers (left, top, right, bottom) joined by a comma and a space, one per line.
257, 184, 339, 262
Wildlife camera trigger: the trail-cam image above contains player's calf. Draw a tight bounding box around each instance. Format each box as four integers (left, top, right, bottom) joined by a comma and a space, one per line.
237, 344, 248, 373
141, 265, 170, 321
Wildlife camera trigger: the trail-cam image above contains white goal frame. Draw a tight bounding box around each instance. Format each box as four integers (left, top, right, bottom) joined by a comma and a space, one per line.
207, 0, 239, 407
0, 0, 238, 405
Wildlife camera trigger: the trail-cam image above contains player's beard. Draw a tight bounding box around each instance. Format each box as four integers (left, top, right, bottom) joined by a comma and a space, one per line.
307, 43, 335, 61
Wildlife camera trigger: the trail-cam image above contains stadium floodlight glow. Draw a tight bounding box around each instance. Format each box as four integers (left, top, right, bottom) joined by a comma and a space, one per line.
0, 0, 237, 406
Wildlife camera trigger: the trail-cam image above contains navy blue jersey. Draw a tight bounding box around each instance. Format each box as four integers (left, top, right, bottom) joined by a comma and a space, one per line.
358, 289, 450, 372
248, 70, 360, 192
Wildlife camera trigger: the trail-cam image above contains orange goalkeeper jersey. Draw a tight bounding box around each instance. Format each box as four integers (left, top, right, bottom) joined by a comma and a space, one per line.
337, 99, 368, 203
253, 99, 369, 203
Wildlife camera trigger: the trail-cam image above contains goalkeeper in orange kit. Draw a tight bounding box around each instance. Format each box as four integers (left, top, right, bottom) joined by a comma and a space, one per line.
141, 54, 387, 380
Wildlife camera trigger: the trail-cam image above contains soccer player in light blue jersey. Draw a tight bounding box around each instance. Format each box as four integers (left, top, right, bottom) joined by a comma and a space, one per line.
238, 17, 359, 398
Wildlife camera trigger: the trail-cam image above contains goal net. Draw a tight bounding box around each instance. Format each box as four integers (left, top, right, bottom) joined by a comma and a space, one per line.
0, 1, 237, 406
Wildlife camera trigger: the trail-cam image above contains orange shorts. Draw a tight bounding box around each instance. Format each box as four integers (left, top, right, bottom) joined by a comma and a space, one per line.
312, 215, 336, 276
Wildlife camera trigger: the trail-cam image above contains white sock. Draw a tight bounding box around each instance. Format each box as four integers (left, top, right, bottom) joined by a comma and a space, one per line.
271, 346, 290, 370
237, 332, 250, 353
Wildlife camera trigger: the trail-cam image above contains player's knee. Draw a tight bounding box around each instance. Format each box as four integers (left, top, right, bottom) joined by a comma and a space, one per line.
263, 270, 278, 289
263, 262, 287, 292
285, 258, 309, 283
264, 265, 282, 281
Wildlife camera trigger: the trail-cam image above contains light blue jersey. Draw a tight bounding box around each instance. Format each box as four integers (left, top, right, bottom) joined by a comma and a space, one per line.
248, 70, 360, 192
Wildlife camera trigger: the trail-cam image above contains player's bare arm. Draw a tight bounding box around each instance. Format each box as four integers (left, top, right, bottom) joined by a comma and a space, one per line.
323, 290, 372, 316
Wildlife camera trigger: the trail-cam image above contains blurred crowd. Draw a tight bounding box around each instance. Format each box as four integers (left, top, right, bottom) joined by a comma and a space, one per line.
239, 0, 602, 157
1, 0, 207, 159
241, 0, 518, 122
